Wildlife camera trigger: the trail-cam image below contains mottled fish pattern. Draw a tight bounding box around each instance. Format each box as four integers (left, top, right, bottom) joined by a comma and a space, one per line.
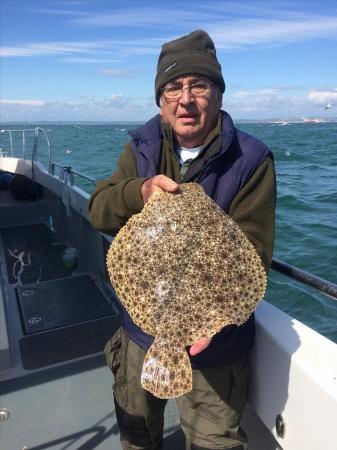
106, 183, 266, 398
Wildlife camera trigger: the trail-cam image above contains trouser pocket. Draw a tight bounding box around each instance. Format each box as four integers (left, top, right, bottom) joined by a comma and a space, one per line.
114, 396, 163, 449
104, 327, 123, 378
105, 329, 166, 449
230, 354, 249, 414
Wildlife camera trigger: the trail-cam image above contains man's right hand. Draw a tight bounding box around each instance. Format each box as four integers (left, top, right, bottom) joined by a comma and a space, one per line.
141, 175, 179, 203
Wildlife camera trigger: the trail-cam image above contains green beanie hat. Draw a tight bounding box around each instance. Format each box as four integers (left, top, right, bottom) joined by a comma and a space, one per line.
155, 30, 225, 106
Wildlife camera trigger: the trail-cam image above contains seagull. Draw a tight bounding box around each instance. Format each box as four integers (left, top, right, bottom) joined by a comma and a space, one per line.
324, 103, 332, 110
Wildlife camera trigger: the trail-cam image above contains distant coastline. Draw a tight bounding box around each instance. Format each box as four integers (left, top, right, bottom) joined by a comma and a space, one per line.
1, 117, 336, 125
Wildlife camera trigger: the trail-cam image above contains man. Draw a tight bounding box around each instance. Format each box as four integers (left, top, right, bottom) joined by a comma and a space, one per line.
89, 30, 276, 450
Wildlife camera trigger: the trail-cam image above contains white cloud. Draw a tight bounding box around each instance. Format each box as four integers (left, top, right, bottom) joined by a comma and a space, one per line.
210, 16, 337, 49
0, 39, 159, 60
3, 4, 337, 61
0, 41, 110, 58
71, 4, 337, 50
0, 99, 45, 106
223, 85, 337, 118
72, 7, 216, 28
0, 95, 158, 122
109, 94, 124, 101
2, 86, 336, 122
233, 87, 283, 98
60, 57, 122, 64
26, 8, 89, 17
100, 69, 131, 78
1, 47, 45, 57
307, 89, 337, 105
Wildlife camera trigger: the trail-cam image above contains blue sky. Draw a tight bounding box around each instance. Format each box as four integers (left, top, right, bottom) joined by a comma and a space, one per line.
1, 0, 337, 122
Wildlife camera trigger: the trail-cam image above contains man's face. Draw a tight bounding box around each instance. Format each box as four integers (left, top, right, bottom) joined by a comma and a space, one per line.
160, 75, 222, 148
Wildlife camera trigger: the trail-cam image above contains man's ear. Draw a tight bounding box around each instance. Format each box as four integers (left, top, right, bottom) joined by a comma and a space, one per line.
217, 91, 223, 109
159, 97, 163, 116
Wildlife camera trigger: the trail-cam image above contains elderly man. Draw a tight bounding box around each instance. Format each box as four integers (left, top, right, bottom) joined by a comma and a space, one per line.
89, 30, 276, 450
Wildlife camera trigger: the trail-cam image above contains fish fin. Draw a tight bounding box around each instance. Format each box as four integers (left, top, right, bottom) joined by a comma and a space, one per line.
141, 337, 192, 399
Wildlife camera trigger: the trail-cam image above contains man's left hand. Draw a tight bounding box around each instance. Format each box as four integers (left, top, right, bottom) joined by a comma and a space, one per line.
189, 337, 211, 356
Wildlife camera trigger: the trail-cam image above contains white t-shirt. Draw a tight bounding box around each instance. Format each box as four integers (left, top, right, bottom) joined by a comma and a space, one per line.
177, 146, 204, 164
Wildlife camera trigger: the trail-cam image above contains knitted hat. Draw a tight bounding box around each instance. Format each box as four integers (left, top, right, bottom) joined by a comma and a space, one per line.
155, 30, 225, 106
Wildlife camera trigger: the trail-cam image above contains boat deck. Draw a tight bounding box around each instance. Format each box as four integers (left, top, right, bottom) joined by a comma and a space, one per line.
1, 219, 119, 370
0, 185, 184, 449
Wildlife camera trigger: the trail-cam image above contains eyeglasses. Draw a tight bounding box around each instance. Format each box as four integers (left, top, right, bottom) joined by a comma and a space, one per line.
161, 80, 213, 100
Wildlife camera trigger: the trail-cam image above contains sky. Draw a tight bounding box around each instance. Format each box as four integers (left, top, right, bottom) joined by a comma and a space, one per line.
1, 0, 337, 122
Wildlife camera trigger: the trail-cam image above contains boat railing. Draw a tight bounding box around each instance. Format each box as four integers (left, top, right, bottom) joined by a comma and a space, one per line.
0, 127, 43, 159
0, 127, 96, 187
271, 258, 337, 301
51, 162, 96, 186
2, 129, 336, 300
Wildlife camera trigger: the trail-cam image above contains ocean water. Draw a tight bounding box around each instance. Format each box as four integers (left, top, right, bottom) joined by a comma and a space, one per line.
1, 120, 337, 343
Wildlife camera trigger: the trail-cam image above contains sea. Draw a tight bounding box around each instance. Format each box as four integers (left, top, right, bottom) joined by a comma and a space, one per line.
1, 120, 337, 343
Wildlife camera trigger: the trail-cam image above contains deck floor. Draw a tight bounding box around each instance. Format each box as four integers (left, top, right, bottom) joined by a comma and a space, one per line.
0, 221, 120, 370
1, 222, 73, 284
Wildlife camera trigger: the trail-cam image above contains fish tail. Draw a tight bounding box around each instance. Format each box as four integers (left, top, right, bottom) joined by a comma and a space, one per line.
141, 337, 192, 399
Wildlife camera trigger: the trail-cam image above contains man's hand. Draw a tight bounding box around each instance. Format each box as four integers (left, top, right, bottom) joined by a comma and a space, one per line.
189, 337, 211, 356
141, 175, 179, 203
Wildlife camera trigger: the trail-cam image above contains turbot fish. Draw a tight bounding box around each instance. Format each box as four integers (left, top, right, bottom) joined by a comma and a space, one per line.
106, 183, 266, 399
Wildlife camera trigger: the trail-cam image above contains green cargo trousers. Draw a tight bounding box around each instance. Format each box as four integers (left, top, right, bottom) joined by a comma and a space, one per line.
105, 327, 249, 450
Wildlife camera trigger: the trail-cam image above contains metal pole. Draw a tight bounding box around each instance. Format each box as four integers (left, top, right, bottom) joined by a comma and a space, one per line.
271, 258, 337, 301
9, 131, 13, 156
22, 130, 26, 159
36, 127, 53, 173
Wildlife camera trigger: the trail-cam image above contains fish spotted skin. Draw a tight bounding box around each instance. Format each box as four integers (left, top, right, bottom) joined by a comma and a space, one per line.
107, 183, 266, 398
